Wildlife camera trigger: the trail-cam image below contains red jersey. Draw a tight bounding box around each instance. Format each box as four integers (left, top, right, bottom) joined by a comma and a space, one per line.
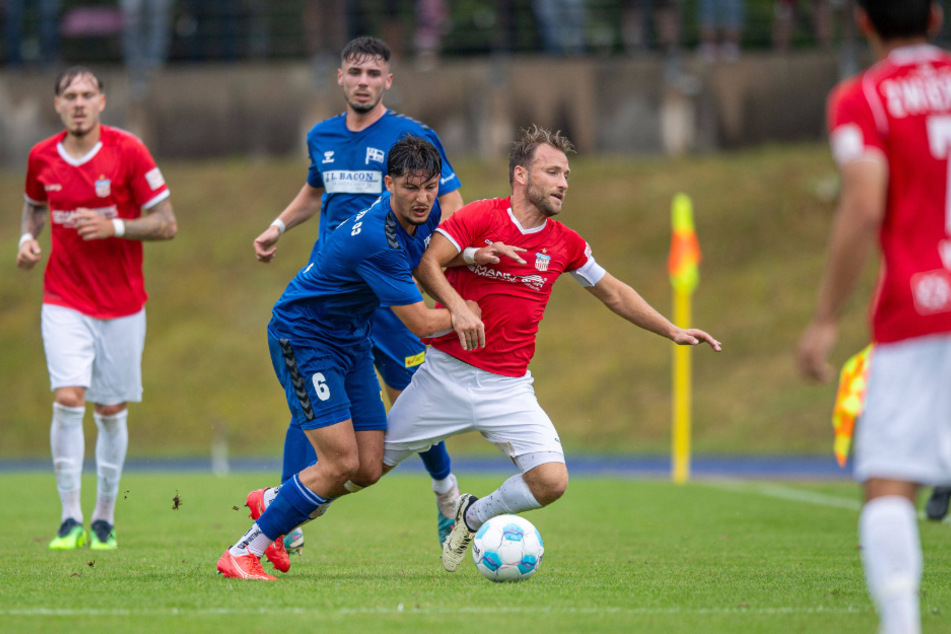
25, 125, 170, 319
429, 197, 595, 376
828, 44, 951, 344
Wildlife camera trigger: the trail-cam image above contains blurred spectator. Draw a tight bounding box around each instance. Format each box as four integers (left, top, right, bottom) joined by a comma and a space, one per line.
414, 0, 450, 69
179, 0, 240, 61
121, 0, 173, 97
304, 0, 349, 63
532, 0, 587, 55
4, 0, 60, 66
698, 0, 744, 62
773, 0, 833, 51
341, 1, 450, 68
623, 0, 681, 55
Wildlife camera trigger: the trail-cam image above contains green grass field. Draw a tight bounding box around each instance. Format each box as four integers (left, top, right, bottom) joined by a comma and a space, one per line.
4, 471, 951, 633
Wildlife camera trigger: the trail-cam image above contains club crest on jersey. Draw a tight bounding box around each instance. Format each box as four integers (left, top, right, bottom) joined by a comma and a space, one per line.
95, 177, 111, 198
535, 252, 551, 272
366, 147, 385, 165
322, 151, 335, 164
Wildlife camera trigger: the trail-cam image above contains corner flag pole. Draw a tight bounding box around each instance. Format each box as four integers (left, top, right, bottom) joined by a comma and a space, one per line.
668, 193, 700, 484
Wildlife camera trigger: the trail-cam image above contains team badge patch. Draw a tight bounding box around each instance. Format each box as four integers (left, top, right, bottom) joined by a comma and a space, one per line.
365, 147, 385, 165
95, 177, 111, 198
535, 252, 551, 272
145, 167, 165, 191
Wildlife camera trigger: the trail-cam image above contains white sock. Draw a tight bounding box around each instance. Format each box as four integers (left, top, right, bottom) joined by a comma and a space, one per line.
859, 496, 922, 634
468, 474, 542, 531
230, 523, 271, 558
432, 473, 457, 495
433, 473, 458, 517
263, 486, 279, 508
50, 403, 86, 524
92, 409, 129, 526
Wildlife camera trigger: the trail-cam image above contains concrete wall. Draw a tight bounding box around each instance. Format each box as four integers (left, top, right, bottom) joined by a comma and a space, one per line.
0, 51, 846, 168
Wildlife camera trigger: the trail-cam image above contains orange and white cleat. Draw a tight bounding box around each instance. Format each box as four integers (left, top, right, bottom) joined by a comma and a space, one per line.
245, 488, 290, 573
217, 550, 277, 581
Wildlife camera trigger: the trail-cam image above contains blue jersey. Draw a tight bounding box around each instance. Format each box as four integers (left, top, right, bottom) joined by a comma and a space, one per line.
270, 192, 441, 348
305, 109, 461, 260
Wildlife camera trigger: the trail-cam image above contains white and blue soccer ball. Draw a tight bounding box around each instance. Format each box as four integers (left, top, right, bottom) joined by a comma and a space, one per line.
471, 514, 544, 582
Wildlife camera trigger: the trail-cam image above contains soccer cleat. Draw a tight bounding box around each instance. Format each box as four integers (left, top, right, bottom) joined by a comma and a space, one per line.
441, 493, 478, 572
216, 549, 277, 581
49, 518, 86, 550
245, 488, 268, 520
435, 474, 460, 546
285, 527, 305, 555
926, 487, 951, 521
245, 488, 290, 572
89, 519, 118, 550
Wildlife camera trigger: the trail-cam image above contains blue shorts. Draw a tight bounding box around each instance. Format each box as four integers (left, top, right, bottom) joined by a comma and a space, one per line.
370, 306, 426, 391
268, 331, 386, 432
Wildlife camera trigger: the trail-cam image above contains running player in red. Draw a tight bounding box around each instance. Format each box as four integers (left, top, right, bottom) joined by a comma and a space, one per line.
16, 66, 177, 551
797, 3, 951, 632
381, 124, 721, 571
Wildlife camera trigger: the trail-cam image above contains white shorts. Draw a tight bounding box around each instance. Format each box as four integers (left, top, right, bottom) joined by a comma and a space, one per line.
41, 304, 146, 405
383, 348, 565, 472
854, 333, 951, 486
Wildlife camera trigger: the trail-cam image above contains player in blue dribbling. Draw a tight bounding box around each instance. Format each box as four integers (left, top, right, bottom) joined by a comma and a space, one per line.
219, 135, 484, 580
251, 36, 465, 556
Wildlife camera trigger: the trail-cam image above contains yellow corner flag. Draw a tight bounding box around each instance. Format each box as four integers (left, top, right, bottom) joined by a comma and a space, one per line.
832, 344, 873, 468
669, 193, 700, 484
668, 193, 701, 293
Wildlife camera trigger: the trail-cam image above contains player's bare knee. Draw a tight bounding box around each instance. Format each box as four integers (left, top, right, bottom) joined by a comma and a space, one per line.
94, 403, 126, 417
54, 388, 85, 409
351, 462, 382, 487
525, 463, 569, 506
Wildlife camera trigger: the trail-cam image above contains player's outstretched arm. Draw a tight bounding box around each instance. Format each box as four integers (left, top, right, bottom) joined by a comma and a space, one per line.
254, 183, 323, 263
416, 233, 485, 349
16, 201, 46, 270
797, 158, 886, 383
586, 272, 721, 351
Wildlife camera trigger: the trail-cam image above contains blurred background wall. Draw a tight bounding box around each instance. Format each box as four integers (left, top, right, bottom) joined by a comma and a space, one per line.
0, 0, 914, 166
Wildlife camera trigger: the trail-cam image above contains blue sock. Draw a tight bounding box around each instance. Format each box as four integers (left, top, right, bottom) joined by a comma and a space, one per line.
418, 441, 451, 480
256, 474, 330, 540
281, 421, 317, 483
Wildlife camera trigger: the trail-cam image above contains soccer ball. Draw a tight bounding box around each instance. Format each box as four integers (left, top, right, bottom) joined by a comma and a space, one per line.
471, 514, 544, 582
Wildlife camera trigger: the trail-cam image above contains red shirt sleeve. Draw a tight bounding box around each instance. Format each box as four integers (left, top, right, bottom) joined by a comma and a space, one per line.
24, 146, 47, 205
123, 133, 169, 209
827, 75, 886, 165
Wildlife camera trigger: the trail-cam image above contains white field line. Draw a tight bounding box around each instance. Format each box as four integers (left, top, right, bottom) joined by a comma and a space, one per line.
703, 480, 863, 511
0, 605, 869, 617
702, 480, 951, 523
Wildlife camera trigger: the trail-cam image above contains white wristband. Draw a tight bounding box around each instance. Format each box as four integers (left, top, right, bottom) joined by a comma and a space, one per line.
19, 232, 34, 248
271, 218, 286, 235
112, 218, 126, 238
462, 247, 478, 265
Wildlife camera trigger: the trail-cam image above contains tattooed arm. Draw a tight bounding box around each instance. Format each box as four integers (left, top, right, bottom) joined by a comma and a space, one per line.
74, 197, 178, 242
16, 201, 47, 270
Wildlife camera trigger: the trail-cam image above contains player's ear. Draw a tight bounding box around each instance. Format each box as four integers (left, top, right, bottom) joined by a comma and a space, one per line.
337, 68, 344, 86
384, 174, 395, 195
929, 2, 944, 38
